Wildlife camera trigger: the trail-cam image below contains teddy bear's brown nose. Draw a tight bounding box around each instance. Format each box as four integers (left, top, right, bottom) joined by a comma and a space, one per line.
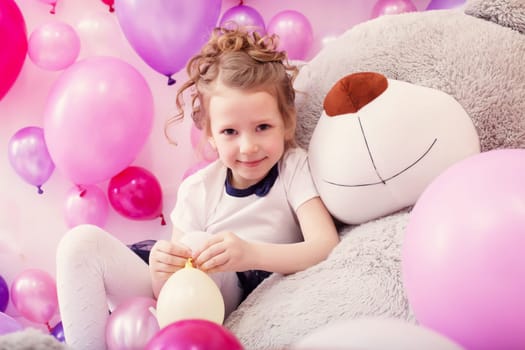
323, 72, 388, 116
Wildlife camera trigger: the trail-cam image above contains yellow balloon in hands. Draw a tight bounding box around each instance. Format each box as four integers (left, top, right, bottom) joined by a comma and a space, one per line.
155, 258, 225, 328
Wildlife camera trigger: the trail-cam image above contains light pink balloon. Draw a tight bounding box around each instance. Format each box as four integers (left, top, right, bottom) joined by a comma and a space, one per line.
28, 21, 80, 71
106, 297, 159, 350
190, 124, 218, 162
182, 160, 212, 180
371, 0, 417, 18
64, 185, 109, 228
10, 269, 58, 324
43, 56, 154, 185
266, 10, 314, 60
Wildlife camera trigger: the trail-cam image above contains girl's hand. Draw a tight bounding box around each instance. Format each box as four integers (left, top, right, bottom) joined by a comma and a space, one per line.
149, 239, 192, 285
192, 232, 251, 273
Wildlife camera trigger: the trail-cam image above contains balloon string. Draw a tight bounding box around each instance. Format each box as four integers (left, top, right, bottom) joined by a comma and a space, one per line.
160, 213, 166, 226
37, 185, 44, 195
46, 322, 52, 332
167, 76, 176, 86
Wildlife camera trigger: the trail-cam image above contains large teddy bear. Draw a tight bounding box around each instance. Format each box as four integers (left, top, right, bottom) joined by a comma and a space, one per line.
224, 0, 525, 349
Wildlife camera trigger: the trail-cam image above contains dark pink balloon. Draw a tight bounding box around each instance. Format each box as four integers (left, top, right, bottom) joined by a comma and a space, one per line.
266, 10, 313, 60
370, 0, 417, 18
108, 166, 165, 224
219, 5, 266, 35
146, 319, 244, 350
0, 0, 27, 101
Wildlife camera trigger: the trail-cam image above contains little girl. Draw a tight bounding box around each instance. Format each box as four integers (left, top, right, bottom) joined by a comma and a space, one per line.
56, 27, 339, 350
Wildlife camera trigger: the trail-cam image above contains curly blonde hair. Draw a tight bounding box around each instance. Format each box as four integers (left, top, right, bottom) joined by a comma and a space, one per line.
165, 26, 299, 149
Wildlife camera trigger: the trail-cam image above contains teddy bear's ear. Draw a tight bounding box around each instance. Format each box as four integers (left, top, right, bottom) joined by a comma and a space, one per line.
323, 72, 388, 116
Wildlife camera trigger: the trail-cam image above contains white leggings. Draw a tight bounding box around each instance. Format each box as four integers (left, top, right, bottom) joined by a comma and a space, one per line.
55, 225, 242, 350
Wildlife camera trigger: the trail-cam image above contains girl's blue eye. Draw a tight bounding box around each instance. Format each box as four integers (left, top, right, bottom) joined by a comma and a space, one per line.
257, 124, 271, 131
222, 128, 237, 135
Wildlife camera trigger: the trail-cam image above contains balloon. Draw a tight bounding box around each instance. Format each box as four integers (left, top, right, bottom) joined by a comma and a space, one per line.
155, 259, 225, 328
8, 126, 55, 194
182, 160, 212, 180
43, 56, 154, 185
266, 10, 314, 61
0, 312, 23, 336
115, 0, 221, 84
51, 321, 65, 342
402, 149, 525, 350
28, 21, 80, 71
145, 319, 243, 350
108, 166, 165, 224
0, 0, 27, 101
64, 185, 109, 228
426, 0, 466, 10
0, 275, 8, 312
190, 123, 218, 162
370, 0, 417, 18
219, 5, 266, 35
106, 297, 159, 350
11, 268, 58, 324
101, 0, 114, 12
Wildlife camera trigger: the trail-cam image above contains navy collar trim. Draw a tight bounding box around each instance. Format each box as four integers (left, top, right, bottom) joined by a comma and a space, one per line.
225, 164, 279, 197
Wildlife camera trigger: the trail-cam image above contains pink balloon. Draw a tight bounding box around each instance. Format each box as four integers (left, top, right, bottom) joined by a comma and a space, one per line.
371, 0, 417, 18
43, 56, 154, 185
266, 10, 313, 60
0, 0, 27, 101
11, 268, 58, 325
219, 4, 266, 35
0, 312, 23, 336
402, 149, 525, 350
115, 0, 221, 84
64, 185, 109, 228
182, 160, 212, 180
28, 21, 80, 71
8, 126, 55, 194
108, 166, 165, 224
106, 297, 159, 350
190, 124, 218, 162
145, 319, 244, 350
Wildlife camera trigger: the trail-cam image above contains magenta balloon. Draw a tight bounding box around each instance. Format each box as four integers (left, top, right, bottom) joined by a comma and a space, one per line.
0, 0, 27, 101
11, 268, 58, 324
266, 10, 313, 60
402, 149, 525, 350
43, 56, 154, 185
64, 185, 109, 228
28, 21, 80, 71
0, 275, 8, 312
0, 312, 23, 336
145, 319, 244, 350
426, 0, 466, 10
108, 166, 164, 223
370, 0, 417, 18
115, 0, 221, 84
219, 5, 266, 35
106, 297, 159, 350
8, 126, 55, 194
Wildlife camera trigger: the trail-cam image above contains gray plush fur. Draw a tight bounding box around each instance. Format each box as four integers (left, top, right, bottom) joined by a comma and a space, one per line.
0, 328, 70, 350
225, 0, 525, 349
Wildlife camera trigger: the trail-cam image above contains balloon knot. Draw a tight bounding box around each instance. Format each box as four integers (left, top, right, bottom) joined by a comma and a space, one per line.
167, 76, 176, 86
37, 186, 44, 195
185, 258, 193, 268
160, 213, 166, 226
46, 322, 52, 333
50, 4, 56, 14
109, 5, 115, 12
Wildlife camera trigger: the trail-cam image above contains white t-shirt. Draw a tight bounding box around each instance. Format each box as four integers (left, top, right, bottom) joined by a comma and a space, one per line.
170, 147, 319, 244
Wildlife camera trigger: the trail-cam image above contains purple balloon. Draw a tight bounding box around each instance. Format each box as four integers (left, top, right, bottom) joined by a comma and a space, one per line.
0, 275, 8, 312
370, 0, 417, 18
115, 0, 221, 84
0, 312, 23, 336
51, 321, 65, 342
8, 126, 55, 194
146, 319, 244, 350
219, 5, 266, 35
266, 10, 313, 60
426, 0, 466, 10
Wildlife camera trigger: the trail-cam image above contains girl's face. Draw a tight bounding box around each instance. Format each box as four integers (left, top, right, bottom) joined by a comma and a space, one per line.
207, 84, 286, 189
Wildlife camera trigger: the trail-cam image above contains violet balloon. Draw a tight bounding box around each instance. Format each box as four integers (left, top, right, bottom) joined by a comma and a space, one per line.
51, 321, 65, 342
106, 297, 159, 350
219, 4, 266, 35
266, 10, 314, 61
108, 166, 165, 224
146, 319, 244, 350
64, 185, 109, 228
426, 0, 466, 10
11, 268, 58, 325
28, 21, 80, 71
0, 312, 23, 336
43, 56, 154, 186
0, 275, 8, 312
0, 0, 27, 101
402, 149, 525, 350
115, 0, 221, 85
370, 0, 417, 18
8, 126, 55, 194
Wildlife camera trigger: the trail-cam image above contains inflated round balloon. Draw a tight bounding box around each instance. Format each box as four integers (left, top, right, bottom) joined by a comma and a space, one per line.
370, 0, 417, 18
0, 275, 8, 312
106, 297, 159, 350
156, 259, 224, 328
402, 149, 525, 350
266, 10, 313, 60
426, 0, 466, 10
51, 321, 65, 342
219, 4, 265, 35
146, 319, 243, 350
0, 312, 23, 336
64, 184, 109, 228
0, 0, 27, 101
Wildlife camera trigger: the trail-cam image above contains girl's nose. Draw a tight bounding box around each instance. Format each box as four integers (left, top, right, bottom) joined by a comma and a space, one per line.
240, 135, 258, 154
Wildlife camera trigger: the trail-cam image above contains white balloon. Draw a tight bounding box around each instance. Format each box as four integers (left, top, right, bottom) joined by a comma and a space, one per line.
292, 318, 464, 350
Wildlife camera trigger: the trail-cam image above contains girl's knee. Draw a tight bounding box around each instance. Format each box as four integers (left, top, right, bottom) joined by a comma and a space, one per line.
56, 224, 109, 260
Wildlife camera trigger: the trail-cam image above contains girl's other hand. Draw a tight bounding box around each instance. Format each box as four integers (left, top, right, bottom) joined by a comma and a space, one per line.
192, 231, 251, 273
149, 240, 192, 282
